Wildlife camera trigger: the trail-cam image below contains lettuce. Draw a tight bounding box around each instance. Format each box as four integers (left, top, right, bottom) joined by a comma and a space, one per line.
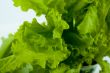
0, 0, 110, 73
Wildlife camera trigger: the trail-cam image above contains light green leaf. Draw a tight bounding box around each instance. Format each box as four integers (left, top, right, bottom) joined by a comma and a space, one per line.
0, 34, 14, 59
13, 0, 66, 15
46, 9, 69, 38
77, 6, 99, 34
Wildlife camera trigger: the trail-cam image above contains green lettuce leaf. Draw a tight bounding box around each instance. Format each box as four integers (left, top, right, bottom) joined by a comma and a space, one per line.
77, 6, 99, 34
0, 18, 70, 73
46, 9, 69, 38
0, 34, 14, 59
1, 0, 110, 73
13, 0, 66, 15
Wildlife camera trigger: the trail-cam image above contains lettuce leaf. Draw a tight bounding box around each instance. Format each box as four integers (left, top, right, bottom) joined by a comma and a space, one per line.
0, 34, 14, 59
13, 0, 66, 15
0, 0, 110, 73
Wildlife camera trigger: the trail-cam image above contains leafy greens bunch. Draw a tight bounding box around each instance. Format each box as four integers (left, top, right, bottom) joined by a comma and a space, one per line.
0, 0, 110, 73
